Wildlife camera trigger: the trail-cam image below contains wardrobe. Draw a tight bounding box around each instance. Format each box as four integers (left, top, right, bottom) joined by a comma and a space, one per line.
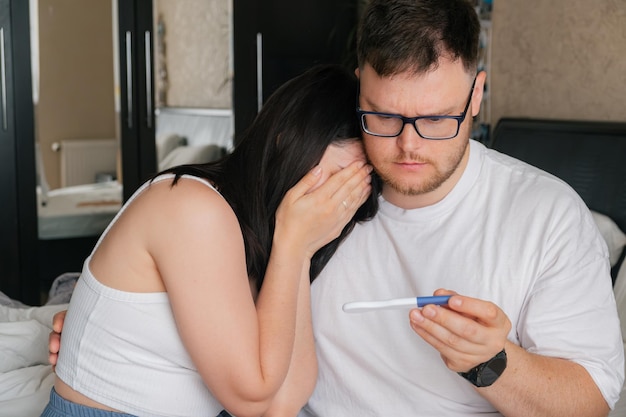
0, 0, 155, 305
0, 0, 357, 305
233, 0, 358, 137
0, 0, 39, 305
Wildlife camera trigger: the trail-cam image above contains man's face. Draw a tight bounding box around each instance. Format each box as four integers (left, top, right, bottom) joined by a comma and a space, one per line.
357, 58, 484, 209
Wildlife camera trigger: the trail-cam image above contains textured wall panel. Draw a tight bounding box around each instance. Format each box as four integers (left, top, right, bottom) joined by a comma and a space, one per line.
154, 0, 232, 109
491, 1, 626, 127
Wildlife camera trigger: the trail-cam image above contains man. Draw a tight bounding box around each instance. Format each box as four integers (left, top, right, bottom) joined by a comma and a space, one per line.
300, 0, 624, 415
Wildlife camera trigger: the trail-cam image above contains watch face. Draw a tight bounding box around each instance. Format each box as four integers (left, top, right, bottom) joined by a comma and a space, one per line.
459, 349, 507, 387
480, 351, 507, 386
481, 356, 506, 385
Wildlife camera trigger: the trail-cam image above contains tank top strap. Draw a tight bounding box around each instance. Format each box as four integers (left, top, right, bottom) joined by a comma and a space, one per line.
90, 174, 220, 255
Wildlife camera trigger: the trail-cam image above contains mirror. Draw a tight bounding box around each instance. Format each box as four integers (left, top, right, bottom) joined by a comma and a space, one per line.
153, 0, 234, 173
30, 0, 234, 241
32, 0, 121, 241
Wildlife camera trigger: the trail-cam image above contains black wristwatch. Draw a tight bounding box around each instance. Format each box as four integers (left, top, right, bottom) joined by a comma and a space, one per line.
458, 348, 507, 387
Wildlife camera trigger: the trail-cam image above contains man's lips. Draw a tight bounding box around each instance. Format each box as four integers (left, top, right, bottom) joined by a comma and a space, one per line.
395, 160, 428, 169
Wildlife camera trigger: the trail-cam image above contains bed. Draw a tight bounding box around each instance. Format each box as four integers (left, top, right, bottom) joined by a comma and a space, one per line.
0, 272, 76, 417
2, 117, 625, 416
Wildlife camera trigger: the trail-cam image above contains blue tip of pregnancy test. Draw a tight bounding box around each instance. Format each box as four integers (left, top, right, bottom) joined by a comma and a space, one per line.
416, 295, 451, 307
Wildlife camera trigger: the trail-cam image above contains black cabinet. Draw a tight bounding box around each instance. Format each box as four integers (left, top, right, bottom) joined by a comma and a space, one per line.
0, 0, 156, 305
0, 0, 39, 305
35, 0, 156, 298
118, 0, 157, 202
233, 0, 358, 142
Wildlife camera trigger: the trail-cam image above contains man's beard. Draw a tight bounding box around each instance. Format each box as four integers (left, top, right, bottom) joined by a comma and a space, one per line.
378, 141, 468, 196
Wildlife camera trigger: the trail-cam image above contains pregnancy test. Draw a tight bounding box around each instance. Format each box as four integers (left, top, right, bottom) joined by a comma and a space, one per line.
342, 295, 451, 313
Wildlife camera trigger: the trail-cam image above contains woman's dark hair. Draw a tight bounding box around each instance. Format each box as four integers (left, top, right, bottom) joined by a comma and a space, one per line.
357, 0, 480, 76
161, 64, 379, 290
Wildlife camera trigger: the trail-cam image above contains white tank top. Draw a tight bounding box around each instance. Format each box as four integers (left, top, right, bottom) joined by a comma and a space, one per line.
55, 174, 224, 417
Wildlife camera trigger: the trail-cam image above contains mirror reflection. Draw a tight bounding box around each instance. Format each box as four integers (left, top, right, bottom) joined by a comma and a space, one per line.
31, 0, 234, 240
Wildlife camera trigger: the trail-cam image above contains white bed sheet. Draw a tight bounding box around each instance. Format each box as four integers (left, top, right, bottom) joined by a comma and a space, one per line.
37, 181, 122, 240
0, 303, 68, 417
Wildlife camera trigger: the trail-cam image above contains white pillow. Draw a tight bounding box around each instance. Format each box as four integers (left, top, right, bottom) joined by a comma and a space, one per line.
156, 134, 187, 163
591, 211, 626, 267
158, 144, 226, 171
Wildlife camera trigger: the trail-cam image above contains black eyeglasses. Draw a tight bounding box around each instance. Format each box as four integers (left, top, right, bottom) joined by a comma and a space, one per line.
356, 77, 476, 140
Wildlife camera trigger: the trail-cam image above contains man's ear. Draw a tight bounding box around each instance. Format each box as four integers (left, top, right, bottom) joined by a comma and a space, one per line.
355, 67, 360, 79
471, 70, 487, 118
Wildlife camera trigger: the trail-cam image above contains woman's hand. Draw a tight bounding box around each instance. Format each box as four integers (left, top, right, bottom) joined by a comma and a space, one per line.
48, 310, 66, 370
274, 161, 372, 258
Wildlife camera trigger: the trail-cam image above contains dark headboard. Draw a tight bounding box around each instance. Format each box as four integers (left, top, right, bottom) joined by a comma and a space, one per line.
490, 118, 626, 233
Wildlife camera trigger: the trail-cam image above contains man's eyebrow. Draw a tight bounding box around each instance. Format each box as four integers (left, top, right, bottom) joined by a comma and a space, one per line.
362, 95, 464, 116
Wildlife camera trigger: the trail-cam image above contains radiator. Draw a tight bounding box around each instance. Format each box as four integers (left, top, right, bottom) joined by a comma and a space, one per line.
59, 139, 117, 187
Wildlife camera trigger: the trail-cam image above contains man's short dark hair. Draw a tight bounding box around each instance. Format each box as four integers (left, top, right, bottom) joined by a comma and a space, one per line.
357, 0, 480, 76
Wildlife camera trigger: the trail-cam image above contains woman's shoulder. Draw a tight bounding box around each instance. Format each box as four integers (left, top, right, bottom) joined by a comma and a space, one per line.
89, 175, 241, 292
150, 173, 221, 198
142, 175, 235, 225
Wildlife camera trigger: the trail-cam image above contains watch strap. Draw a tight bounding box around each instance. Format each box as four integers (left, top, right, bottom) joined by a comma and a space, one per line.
458, 348, 507, 387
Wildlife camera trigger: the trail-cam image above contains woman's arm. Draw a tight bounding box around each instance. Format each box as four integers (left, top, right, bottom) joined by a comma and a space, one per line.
154, 162, 371, 417
262, 265, 317, 417
48, 162, 371, 417
48, 234, 317, 417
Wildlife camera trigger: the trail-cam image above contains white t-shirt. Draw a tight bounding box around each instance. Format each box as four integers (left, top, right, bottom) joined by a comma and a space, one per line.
301, 140, 624, 417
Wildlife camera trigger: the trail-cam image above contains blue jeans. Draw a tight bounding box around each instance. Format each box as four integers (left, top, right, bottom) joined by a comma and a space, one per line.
40, 388, 135, 417
40, 388, 233, 417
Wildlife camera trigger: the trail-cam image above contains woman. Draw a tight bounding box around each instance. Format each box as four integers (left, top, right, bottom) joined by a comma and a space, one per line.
41, 64, 377, 417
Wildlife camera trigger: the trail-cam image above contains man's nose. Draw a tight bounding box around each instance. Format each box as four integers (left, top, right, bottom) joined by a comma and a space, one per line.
396, 123, 425, 152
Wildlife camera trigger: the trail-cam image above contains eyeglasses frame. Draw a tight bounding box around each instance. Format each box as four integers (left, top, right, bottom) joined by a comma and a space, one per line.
356, 77, 477, 140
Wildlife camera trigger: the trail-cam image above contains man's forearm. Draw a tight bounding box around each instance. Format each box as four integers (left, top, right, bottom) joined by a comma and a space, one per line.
479, 342, 609, 417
